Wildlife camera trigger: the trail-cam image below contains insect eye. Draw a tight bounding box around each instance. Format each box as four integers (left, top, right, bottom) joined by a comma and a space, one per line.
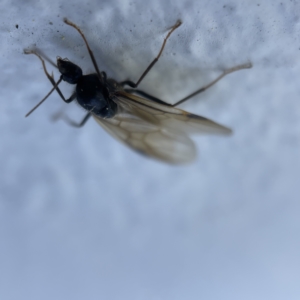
57, 57, 82, 84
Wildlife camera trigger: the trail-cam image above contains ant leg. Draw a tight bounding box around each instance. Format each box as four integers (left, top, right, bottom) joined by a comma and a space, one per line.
52, 112, 92, 127
63, 18, 181, 88
120, 20, 182, 88
172, 62, 252, 107
63, 18, 103, 83
124, 88, 172, 106
125, 62, 252, 107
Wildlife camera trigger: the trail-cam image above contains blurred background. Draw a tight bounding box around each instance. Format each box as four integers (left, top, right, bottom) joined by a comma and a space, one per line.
1, 0, 300, 299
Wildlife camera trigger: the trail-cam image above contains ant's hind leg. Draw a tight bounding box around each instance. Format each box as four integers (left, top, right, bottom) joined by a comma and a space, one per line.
124, 62, 252, 107
124, 88, 172, 106
172, 62, 252, 107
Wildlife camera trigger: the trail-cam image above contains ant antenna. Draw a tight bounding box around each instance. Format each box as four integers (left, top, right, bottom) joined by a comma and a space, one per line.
63, 18, 103, 83
25, 77, 63, 117
25, 18, 104, 118
24, 49, 63, 117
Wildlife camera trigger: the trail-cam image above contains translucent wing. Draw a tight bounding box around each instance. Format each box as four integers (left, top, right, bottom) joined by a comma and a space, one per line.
115, 91, 232, 135
93, 110, 196, 164
92, 91, 231, 164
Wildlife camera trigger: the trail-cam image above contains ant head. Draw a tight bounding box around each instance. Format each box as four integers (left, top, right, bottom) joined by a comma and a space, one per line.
57, 57, 82, 84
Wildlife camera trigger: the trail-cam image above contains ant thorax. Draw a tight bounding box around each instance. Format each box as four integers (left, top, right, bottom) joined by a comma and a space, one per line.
76, 74, 117, 118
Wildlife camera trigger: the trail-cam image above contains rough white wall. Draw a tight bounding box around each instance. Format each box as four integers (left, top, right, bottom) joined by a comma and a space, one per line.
1, 0, 300, 299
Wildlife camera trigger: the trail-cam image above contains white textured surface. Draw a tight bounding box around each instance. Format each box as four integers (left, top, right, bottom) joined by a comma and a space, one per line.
1, 0, 300, 299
